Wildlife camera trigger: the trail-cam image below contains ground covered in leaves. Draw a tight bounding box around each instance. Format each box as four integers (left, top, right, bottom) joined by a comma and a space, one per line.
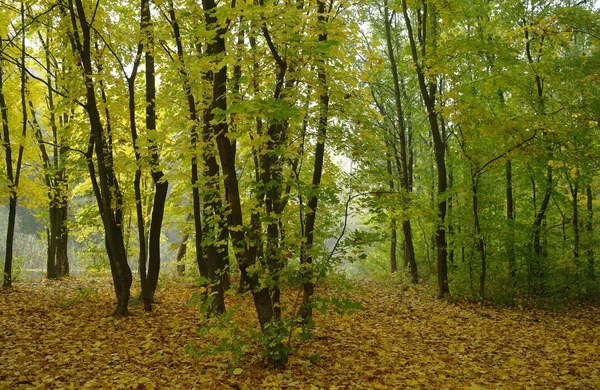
1, 277, 599, 389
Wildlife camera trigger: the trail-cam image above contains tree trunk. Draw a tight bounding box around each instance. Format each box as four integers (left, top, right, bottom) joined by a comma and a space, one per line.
199, 0, 230, 314
30, 98, 70, 280
390, 220, 398, 273
46, 188, 69, 279
386, 150, 398, 273
56, 202, 69, 277
532, 167, 552, 284
119, 32, 145, 309
401, 0, 444, 294
37, 32, 71, 279
3, 198, 17, 287
384, 0, 418, 284
127, 77, 147, 303
567, 171, 580, 262
506, 159, 516, 279
586, 184, 594, 280
175, 214, 191, 276
165, 0, 206, 284
141, 0, 169, 311
447, 169, 454, 266
471, 175, 486, 298
69, 0, 132, 315
1, 21, 26, 287
176, 233, 189, 276
200, 150, 227, 314
298, 0, 330, 320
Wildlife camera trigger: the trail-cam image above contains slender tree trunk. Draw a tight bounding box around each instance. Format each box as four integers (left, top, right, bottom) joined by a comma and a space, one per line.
141, 0, 169, 311
447, 170, 454, 266
229, 5, 292, 365
200, 145, 227, 314
236, 34, 263, 294
55, 202, 69, 276
386, 151, 398, 273
68, 0, 132, 315
586, 184, 594, 280
506, 159, 516, 279
200, 0, 231, 314
256, 13, 292, 328
128, 1, 146, 307
390, 221, 398, 273
297, 0, 330, 320
176, 233, 189, 276
402, 0, 446, 296
568, 171, 580, 262
525, 21, 551, 290
45, 203, 70, 279
3, 198, 17, 287
30, 99, 70, 280
170, 0, 226, 312
532, 167, 552, 284
471, 175, 486, 298
39, 29, 71, 279
1, 17, 26, 287
127, 77, 147, 303
384, 0, 417, 283
176, 214, 191, 276
49, 133, 69, 278
166, 0, 206, 282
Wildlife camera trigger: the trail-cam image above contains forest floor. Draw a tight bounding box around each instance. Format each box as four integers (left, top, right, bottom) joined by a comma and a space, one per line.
1, 277, 599, 389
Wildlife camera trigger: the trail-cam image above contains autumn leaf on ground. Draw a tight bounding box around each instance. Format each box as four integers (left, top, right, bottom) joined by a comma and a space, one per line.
0, 278, 599, 389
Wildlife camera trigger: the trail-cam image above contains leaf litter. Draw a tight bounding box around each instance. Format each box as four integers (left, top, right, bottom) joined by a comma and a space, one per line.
0, 278, 599, 389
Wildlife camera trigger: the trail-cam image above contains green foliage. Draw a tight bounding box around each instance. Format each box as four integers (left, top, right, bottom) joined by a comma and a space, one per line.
1, 256, 23, 283
79, 243, 111, 276
312, 295, 363, 316
56, 281, 100, 308
185, 301, 254, 363
185, 283, 363, 365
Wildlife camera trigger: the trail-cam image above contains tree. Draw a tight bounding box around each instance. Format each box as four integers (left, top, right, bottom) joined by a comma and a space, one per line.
297, 0, 332, 320
139, 0, 169, 312
66, 0, 132, 315
1, 0, 28, 287
401, 0, 448, 297
31, 15, 70, 279
381, 0, 418, 283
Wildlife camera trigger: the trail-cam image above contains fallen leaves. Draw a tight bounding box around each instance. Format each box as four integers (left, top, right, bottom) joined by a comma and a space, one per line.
0, 278, 599, 389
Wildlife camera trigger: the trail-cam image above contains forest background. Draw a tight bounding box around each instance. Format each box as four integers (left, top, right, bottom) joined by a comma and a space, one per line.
1, 0, 600, 370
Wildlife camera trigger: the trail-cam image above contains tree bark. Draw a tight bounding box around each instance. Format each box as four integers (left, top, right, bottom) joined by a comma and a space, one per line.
30, 99, 70, 280
567, 170, 580, 262
506, 159, 516, 279
384, 0, 418, 284
1, 18, 26, 287
532, 167, 552, 283
166, 0, 206, 283
297, 0, 330, 320
471, 175, 486, 298
401, 0, 446, 296
586, 184, 594, 280
175, 214, 192, 276
68, 0, 132, 315
140, 0, 169, 312
386, 151, 398, 273
200, 0, 232, 314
